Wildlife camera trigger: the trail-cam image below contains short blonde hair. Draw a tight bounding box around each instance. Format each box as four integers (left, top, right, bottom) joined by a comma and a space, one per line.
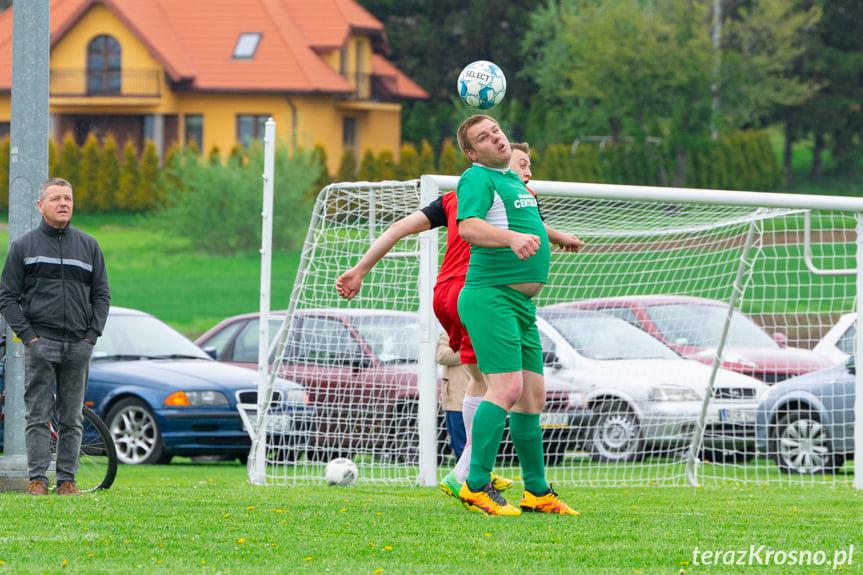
456, 114, 498, 157
510, 142, 530, 156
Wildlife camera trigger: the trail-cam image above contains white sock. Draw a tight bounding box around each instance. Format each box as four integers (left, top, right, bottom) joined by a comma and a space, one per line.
462, 395, 482, 432
454, 395, 483, 483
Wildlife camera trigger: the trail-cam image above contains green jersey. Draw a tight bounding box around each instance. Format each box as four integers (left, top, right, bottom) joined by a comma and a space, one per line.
456, 164, 549, 288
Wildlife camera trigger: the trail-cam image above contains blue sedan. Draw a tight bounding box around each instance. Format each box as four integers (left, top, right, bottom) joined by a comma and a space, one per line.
83, 307, 313, 465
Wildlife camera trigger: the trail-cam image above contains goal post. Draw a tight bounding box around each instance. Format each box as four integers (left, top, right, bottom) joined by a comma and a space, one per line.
252, 174, 863, 489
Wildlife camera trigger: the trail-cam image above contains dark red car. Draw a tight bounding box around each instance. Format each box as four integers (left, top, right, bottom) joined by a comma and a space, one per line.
558, 295, 832, 383
196, 309, 591, 464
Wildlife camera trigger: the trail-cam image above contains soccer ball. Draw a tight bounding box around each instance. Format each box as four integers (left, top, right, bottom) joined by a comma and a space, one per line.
324, 457, 358, 486
457, 60, 506, 110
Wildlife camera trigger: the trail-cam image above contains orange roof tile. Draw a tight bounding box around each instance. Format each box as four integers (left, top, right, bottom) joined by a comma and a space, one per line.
0, 0, 426, 98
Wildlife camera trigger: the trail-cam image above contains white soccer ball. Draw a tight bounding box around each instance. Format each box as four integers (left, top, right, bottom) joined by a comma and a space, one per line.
324, 457, 358, 486
457, 60, 506, 110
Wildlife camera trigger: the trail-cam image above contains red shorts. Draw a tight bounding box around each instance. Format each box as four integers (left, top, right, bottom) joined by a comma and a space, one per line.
433, 276, 476, 364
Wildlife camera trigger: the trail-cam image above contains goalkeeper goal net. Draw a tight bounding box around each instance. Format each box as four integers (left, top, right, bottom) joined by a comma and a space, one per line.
249, 175, 863, 489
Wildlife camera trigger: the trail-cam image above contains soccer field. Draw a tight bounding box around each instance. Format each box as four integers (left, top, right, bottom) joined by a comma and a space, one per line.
0, 460, 858, 574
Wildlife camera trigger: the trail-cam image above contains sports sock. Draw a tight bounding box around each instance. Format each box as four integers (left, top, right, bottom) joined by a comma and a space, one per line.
454, 395, 483, 483
462, 395, 482, 433
509, 411, 549, 495
465, 401, 507, 490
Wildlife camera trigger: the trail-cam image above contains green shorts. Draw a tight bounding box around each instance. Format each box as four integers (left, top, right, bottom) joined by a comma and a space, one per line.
457, 285, 544, 375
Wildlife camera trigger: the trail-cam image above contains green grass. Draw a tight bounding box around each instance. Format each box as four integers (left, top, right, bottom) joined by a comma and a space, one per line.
0, 460, 859, 574
0, 214, 301, 338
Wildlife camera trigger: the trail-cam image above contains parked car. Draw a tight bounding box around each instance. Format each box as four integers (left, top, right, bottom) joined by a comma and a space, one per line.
536, 307, 768, 463
195, 309, 592, 464
755, 358, 855, 474
82, 307, 313, 464
813, 313, 856, 364
559, 295, 832, 383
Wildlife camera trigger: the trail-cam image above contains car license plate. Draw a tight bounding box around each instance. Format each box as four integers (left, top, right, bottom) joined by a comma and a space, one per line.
539, 413, 570, 428
712, 409, 755, 424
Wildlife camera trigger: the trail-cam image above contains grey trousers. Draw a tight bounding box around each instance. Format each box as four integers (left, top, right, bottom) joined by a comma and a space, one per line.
23, 337, 93, 485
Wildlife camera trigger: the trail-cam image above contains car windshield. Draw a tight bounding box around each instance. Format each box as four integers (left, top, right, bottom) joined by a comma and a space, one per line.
542, 312, 680, 360
351, 314, 419, 364
93, 313, 211, 360
646, 303, 777, 348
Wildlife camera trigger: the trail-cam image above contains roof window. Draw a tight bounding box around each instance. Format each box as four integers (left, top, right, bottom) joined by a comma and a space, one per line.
233, 33, 261, 59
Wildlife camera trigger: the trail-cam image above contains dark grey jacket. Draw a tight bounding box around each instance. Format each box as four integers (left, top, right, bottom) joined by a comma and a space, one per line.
0, 219, 110, 344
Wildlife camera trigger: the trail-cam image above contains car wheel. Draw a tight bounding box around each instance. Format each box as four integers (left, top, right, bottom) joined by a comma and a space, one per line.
106, 397, 170, 465
588, 401, 643, 463
771, 410, 843, 474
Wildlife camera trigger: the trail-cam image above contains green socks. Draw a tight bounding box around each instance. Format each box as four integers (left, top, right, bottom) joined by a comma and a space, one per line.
465, 404, 549, 495
509, 411, 549, 494
466, 401, 507, 490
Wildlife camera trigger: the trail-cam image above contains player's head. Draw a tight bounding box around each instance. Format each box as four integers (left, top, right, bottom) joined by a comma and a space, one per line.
510, 142, 532, 185
457, 115, 511, 169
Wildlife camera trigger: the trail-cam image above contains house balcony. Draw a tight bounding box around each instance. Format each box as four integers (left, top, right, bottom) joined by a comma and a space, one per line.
49, 69, 162, 99
340, 72, 400, 103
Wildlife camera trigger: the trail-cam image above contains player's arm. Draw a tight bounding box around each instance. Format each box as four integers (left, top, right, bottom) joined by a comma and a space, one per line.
545, 224, 585, 253
336, 210, 432, 300
457, 217, 540, 261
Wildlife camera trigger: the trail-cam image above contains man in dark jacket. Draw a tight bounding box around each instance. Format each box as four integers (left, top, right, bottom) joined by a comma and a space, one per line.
0, 178, 110, 496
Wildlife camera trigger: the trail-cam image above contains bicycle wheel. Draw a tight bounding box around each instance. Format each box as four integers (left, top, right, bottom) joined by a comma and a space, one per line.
50, 406, 118, 492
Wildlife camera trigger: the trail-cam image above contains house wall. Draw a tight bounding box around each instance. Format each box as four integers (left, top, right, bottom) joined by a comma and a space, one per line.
0, 4, 407, 176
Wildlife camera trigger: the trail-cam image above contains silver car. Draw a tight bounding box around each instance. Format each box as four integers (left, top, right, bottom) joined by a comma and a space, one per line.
755, 359, 855, 474
536, 308, 768, 463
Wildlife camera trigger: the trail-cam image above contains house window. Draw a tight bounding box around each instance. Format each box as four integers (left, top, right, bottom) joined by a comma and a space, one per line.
236, 114, 269, 147
233, 33, 261, 59
87, 35, 121, 95
343, 117, 357, 147
185, 115, 203, 150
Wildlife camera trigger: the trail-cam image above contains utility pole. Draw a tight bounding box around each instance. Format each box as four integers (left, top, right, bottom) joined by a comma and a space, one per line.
0, 1, 51, 491
710, 0, 722, 139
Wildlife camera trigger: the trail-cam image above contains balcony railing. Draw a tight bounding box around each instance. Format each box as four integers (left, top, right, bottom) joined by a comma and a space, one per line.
50, 69, 161, 98
340, 72, 400, 102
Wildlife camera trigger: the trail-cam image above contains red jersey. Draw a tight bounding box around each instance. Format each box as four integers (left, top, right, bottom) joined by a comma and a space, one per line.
419, 191, 470, 284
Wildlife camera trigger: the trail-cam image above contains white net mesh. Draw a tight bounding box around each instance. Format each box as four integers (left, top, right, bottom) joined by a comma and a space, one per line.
242, 178, 858, 487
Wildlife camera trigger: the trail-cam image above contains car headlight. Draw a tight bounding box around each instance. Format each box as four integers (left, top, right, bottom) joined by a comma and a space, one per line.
647, 385, 702, 402
568, 391, 588, 408
164, 390, 230, 407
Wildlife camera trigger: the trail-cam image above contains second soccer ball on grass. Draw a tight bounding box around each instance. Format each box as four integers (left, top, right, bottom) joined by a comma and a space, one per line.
324, 457, 359, 486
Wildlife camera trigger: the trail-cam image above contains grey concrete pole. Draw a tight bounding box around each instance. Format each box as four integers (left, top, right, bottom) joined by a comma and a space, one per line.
0, 0, 51, 489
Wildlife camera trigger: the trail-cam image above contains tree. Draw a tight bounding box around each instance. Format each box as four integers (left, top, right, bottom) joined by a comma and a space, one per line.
357, 148, 377, 180
95, 133, 119, 213
521, 0, 815, 187
336, 148, 357, 182
395, 142, 419, 179
56, 132, 80, 190
117, 140, 139, 212
311, 144, 331, 195
77, 132, 101, 211
437, 139, 458, 175
418, 140, 435, 175
135, 140, 161, 212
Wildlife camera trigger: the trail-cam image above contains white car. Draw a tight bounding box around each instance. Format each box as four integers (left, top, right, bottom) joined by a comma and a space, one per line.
813, 312, 856, 364
536, 308, 769, 463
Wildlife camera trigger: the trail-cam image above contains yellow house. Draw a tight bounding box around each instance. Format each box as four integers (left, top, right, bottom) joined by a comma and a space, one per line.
0, 0, 428, 175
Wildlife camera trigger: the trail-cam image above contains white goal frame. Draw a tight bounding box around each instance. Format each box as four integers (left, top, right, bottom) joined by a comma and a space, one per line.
251, 166, 863, 489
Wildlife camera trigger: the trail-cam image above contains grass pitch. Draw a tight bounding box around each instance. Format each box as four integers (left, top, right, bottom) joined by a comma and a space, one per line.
0, 460, 859, 574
